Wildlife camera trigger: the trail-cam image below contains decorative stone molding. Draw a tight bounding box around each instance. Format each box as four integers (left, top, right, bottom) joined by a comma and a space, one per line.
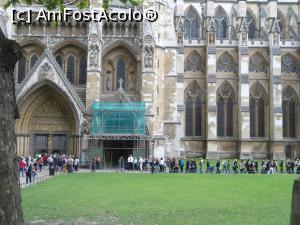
38, 62, 54, 80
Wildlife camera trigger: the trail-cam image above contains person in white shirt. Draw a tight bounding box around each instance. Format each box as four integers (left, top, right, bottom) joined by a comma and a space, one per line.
74, 157, 80, 172
128, 155, 133, 170
139, 157, 144, 171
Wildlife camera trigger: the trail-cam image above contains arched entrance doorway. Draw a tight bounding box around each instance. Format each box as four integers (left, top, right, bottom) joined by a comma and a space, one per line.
16, 83, 78, 157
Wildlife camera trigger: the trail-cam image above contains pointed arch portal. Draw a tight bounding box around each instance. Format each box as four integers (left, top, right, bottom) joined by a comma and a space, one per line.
16, 83, 79, 157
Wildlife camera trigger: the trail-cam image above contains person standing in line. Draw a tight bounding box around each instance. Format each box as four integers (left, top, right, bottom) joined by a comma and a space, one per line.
139, 156, 144, 171
120, 156, 125, 172
159, 158, 165, 172
91, 158, 96, 173
19, 158, 25, 177
239, 160, 245, 174
25, 163, 32, 184
233, 159, 238, 174
296, 159, 300, 174
279, 160, 284, 173
179, 158, 184, 173
206, 160, 211, 173
128, 155, 133, 170
199, 158, 204, 174
186, 159, 190, 173
38, 156, 43, 172
254, 160, 258, 174
74, 157, 79, 172
226, 160, 231, 174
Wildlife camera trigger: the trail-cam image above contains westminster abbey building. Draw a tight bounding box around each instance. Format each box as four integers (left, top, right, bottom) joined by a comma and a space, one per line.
1, 0, 300, 166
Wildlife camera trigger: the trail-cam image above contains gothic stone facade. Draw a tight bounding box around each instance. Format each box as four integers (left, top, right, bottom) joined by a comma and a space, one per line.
1, 0, 300, 160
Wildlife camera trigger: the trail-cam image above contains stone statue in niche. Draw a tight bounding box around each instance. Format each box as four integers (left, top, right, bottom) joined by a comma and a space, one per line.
175, 17, 184, 45
89, 44, 99, 68
207, 18, 215, 45
105, 75, 112, 91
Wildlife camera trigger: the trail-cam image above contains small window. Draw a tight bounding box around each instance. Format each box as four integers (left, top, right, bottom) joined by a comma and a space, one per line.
116, 59, 126, 89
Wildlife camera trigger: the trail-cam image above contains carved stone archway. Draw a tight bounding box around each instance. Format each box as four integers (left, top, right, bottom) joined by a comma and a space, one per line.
15, 84, 79, 156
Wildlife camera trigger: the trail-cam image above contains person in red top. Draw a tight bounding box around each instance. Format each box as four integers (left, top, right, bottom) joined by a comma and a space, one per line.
19, 158, 26, 177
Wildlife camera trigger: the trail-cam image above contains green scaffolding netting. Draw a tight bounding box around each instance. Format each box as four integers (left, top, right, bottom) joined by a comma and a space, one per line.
92, 102, 146, 135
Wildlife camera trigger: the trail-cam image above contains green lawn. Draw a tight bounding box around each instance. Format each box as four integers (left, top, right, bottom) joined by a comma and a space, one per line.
22, 173, 298, 225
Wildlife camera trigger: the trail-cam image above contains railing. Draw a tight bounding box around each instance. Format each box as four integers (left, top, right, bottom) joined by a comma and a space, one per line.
19, 171, 62, 188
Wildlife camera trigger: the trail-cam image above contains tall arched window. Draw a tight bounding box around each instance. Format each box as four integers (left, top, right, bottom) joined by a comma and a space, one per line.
30, 55, 38, 69
282, 54, 297, 74
246, 11, 256, 39
184, 7, 200, 40
250, 82, 266, 138
184, 51, 205, 72
185, 81, 202, 136
217, 52, 236, 73
55, 55, 63, 69
277, 10, 286, 40
283, 87, 297, 138
249, 53, 268, 74
217, 82, 234, 137
215, 7, 228, 39
79, 56, 87, 84
18, 56, 26, 83
67, 55, 75, 84
117, 58, 126, 89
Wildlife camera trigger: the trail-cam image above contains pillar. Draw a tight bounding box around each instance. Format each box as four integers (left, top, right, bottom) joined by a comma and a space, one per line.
86, 0, 103, 114
206, 0, 217, 158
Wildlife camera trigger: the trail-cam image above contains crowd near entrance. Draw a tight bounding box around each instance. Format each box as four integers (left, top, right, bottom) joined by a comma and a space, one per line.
103, 140, 133, 167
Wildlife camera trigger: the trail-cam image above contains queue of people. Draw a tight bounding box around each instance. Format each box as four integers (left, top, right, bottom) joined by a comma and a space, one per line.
114, 157, 300, 175
18, 153, 80, 183
19, 154, 300, 176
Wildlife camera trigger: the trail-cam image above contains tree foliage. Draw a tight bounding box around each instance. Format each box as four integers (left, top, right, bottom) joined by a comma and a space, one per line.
4, 0, 143, 10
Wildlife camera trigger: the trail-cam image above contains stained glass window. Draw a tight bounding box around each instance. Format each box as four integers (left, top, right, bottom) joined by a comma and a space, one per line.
282, 54, 297, 74
249, 53, 267, 73
67, 55, 75, 84
185, 81, 202, 137
247, 11, 256, 39
283, 87, 297, 138
250, 82, 265, 138
215, 7, 228, 39
18, 56, 26, 83
30, 55, 38, 69
217, 82, 234, 137
217, 52, 236, 73
117, 59, 126, 89
184, 7, 199, 40
184, 51, 205, 72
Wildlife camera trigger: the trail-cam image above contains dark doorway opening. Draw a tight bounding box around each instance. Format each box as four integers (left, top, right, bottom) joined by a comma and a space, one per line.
103, 140, 133, 167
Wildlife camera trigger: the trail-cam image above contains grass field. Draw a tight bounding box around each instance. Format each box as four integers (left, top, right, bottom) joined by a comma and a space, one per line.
22, 173, 298, 225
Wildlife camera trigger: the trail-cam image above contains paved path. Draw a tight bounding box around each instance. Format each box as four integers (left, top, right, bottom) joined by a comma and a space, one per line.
19, 167, 150, 188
